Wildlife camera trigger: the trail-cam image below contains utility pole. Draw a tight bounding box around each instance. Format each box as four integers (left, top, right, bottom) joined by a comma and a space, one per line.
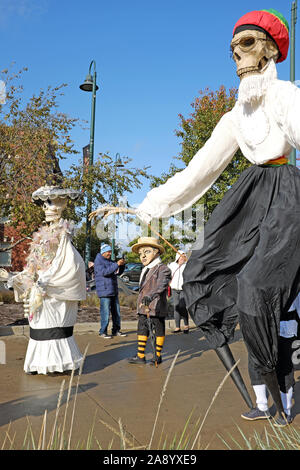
79, 61, 99, 267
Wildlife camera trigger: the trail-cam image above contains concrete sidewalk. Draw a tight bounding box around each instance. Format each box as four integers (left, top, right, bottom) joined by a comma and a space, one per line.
0, 322, 299, 450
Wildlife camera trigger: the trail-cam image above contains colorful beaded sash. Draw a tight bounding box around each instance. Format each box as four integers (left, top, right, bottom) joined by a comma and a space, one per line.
262, 156, 288, 167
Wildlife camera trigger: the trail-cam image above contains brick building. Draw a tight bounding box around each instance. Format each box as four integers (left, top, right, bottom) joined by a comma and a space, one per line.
0, 218, 31, 272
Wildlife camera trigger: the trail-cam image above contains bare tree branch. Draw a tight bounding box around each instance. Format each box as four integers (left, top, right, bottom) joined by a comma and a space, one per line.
0, 235, 32, 252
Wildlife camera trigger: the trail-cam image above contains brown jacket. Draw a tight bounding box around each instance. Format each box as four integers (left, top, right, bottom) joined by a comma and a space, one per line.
137, 263, 171, 317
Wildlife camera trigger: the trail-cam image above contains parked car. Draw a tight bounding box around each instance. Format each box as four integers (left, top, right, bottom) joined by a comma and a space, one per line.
120, 263, 143, 283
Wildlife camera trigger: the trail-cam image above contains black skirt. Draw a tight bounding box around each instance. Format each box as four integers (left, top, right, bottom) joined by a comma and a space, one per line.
183, 163, 300, 374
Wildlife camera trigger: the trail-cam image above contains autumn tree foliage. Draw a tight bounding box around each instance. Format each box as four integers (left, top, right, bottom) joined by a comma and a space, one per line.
0, 67, 79, 236
152, 86, 251, 222
0, 67, 152, 253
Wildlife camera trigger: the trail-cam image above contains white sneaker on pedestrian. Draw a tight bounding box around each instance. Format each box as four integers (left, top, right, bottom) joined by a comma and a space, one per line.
99, 333, 112, 339
112, 331, 127, 337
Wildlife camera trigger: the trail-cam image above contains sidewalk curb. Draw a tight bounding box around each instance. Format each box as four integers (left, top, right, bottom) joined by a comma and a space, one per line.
0, 319, 180, 337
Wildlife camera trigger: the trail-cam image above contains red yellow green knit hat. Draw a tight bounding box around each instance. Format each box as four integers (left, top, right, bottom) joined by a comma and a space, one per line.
233, 9, 289, 63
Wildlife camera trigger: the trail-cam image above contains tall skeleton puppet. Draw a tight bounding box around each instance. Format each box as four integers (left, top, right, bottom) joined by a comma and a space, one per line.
91, 9, 300, 422
7, 186, 86, 375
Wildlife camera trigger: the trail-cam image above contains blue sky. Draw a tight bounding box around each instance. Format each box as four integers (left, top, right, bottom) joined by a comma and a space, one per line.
1, 0, 299, 208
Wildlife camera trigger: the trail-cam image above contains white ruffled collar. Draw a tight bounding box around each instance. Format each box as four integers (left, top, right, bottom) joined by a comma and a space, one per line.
140, 256, 161, 282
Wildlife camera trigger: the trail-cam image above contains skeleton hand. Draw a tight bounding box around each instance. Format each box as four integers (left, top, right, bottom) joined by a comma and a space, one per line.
88, 205, 116, 221
88, 205, 136, 221
0, 268, 9, 281
139, 296, 152, 314
142, 295, 152, 307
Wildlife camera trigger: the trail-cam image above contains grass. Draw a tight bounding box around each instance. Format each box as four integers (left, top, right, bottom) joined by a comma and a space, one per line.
219, 420, 300, 450
80, 292, 137, 310
118, 293, 138, 310
80, 294, 99, 308
0, 348, 182, 450
0, 291, 15, 303
0, 289, 137, 309
1, 346, 300, 450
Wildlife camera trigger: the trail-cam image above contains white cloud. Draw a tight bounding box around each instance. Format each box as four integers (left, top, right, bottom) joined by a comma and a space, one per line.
0, 0, 48, 27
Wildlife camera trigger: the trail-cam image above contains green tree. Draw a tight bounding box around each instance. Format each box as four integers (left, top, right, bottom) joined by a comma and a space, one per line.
113, 86, 249, 261
72, 223, 122, 261
65, 153, 153, 257
0, 66, 79, 236
123, 230, 182, 265
0, 66, 153, 255
64, 152, 152, 221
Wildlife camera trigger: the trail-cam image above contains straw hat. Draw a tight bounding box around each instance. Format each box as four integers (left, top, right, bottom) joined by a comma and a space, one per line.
131, 237, 165, 254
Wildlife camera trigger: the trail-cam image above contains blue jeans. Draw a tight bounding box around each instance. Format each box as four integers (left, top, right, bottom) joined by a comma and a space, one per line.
99, 296, 121, 335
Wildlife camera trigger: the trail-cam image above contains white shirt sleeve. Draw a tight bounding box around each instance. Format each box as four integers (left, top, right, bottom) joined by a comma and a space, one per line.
269, 80, 300, 151
136, 111, 239, 223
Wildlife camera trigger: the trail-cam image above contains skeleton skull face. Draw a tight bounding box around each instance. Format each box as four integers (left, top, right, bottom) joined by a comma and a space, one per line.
231, 29, 279, 79
42, 197, 68, 223
138, 246, 160, 266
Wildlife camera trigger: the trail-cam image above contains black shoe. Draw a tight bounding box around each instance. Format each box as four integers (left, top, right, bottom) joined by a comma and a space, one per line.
112, 331, 127, 337
172, 329, 181, 334
150, 356, 162, 366
274, 413, 293, 427
183, 329, 189, 334
241, 407, 271, 421
128, 355, 146, 364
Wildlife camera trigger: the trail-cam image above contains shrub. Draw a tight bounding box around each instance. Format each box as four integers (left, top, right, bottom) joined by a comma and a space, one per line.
118, 293, 137, 310
81, 294, 100, 308
0, 290, 16, 304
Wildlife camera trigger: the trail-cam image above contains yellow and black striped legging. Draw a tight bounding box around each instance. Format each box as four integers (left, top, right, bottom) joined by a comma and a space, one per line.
137, 314, 165, 359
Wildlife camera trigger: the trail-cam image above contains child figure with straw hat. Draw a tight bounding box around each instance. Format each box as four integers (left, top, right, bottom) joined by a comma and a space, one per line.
128, 237, 171, 366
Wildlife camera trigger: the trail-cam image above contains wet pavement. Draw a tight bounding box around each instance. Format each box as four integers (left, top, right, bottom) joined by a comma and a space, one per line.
0, 321, 300, 450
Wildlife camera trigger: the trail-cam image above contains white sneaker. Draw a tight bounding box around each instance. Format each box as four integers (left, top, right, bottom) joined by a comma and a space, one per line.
99, 333, 112, 339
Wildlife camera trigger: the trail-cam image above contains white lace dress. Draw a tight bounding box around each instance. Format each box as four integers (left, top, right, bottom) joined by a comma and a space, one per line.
10, 220, 86, 374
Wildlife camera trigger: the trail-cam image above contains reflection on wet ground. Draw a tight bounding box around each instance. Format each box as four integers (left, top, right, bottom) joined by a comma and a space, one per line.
0, 327, 299, 449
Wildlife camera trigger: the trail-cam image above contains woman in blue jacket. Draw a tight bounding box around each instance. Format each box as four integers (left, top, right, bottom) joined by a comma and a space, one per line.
94, 244, 126, 338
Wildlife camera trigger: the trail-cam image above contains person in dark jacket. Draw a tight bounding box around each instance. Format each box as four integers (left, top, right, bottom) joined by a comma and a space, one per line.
128, 237, 171, 365
94, 244, 126, 338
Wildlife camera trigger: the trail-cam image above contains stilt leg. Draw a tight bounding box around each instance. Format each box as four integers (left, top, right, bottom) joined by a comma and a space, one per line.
261, 370, 285, 418
215, 344, 254, 409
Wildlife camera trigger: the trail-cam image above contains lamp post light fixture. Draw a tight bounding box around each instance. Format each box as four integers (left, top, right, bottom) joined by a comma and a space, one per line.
79, 60, 99, 268
111, 153, 124, 261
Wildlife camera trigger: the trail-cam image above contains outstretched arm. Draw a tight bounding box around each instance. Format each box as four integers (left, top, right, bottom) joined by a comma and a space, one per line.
136, 112, 239, 224
88, 112, 238, 226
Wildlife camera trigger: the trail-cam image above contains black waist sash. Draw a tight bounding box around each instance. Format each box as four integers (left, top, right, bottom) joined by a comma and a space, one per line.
30, 326, 74, 341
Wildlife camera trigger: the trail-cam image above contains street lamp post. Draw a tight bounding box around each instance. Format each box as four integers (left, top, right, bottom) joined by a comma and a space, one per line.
290, 0, 298, 166
111, 153, 124, 261
80, 60, 99, 267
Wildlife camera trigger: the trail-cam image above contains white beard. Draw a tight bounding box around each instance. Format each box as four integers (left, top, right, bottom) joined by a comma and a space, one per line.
237, 59, 278, 105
